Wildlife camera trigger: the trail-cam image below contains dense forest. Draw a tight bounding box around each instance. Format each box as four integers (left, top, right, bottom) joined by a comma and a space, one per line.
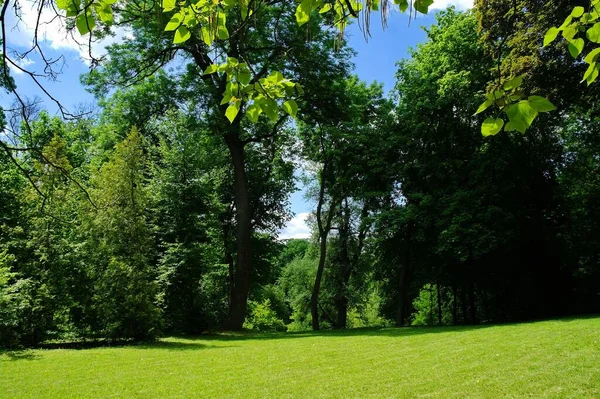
1, 1, 600, 347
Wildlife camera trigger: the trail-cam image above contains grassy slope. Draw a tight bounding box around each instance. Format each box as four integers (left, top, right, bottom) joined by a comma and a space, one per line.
1, 317, 599, 398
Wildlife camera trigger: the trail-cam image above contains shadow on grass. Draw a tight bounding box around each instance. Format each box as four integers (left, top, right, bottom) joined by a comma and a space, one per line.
185, 313, 600, 343
1, 350, 40, 361
4, 314, 597, 356
193, 324, 491, 343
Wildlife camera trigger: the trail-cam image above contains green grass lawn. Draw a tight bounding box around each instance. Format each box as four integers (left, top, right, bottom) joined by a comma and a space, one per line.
1, 317, 599, 398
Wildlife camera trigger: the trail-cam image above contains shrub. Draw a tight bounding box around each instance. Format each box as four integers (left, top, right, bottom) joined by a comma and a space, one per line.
244, 299, 286, 332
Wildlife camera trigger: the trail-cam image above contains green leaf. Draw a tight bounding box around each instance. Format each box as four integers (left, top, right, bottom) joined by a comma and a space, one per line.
76, 13, 95, 35
220, 95, 232, 105
503, 76, 523, 91
413, 0, 433, 14
238, 70, 252, 85
162, 0, 176, 12
544, 27, 560, 46
260, 98, 279, 121
587, 22, 600, 43
571, 6, 585, 18
56, 0, 69, 10
319, 3, 331, 13
201, 26, 213, 46
583, 63, 600, 85
246, 104, 261, 123
562, 26, 578, 41
568, 38, 585, 58
395, 0, 409, 12
165, 14, 181, 31
173, 26, 191, 44
94, 3, 114, 24
584, 47, 600, 64
527, 96, 556, 112
475, 99, 493, 115
267, 71, 285, 84
217, 25, 229, 40
216, 12, 229, 40
505, 101, 538, 133
225, 102, 241, 123
203, 64, 218, 75
504, 120, 528, 134
481, 117, 504, 137
282, 100, 298, 118
296, 0, 314, 27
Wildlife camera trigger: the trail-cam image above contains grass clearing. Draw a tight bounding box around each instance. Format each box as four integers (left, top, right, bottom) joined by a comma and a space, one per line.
1, 317, 599, 398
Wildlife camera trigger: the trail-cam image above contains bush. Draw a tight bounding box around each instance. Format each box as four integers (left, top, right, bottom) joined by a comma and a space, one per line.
93, 258, 162, 340
243, 299, 286, 332
0, 251, 54, 347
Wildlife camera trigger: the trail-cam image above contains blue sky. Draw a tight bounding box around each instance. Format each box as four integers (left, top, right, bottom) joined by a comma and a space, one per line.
1, 0, 473, 238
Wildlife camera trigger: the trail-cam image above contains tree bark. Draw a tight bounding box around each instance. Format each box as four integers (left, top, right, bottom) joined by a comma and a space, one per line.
311, 160, 338, 331
224, 130, 253, 331
468, 284, 477, 324
396, 225, 411, 327
461, 287, 468, 325
452, 284, 458, 325
334, 199, 351, 329
437, 281, 443, 325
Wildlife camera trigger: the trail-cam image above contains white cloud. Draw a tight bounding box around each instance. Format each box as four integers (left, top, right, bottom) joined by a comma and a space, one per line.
430, 0, 474, 10
279, 212, 312, 240
8, 56, 35, 75
5, 1, 131, 65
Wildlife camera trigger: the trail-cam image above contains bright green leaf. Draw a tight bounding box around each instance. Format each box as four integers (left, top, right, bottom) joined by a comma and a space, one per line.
225, 101, 241, 123
544, 27, 559, 46
504, 120, 528, 134
203, 64, 218, 75
238, 70, 252, 85
319, 3, 331, 13
585, 47, 600, 64
527, 96, 556, 112
246, 104, 261, 123
296, 0, 313, 26
76, 13, 95, 35
503, 76, 523, 91
481, 117, 504, 137
587, 22, 600, 43
571, 6, 585, 18
475, 99, 493, 115
505, 101, 538, 133
174, 26, 191, 44
282, 100, 298, 118
162, 0, 176, 12
165, 14, 181, 31
568, 38, 585, 58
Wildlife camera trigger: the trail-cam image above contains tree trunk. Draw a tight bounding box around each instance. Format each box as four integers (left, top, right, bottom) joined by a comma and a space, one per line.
224, 131, 252, 331
437, 282, 443, 325
396, 226, 411, 327
334, 200, 351, 329
452, 284, 458, 325
468, 284, 477, 325
312, 232, 328, 331
461, 287, 468, 324
311, 160, 337, 331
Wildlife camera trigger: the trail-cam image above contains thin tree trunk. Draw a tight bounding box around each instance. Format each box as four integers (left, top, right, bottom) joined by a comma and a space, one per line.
334, 199, 351, 329
461, 287, 468, 325
468, 284, 477, 324
224, 130, 252, 331
311, 160, 338, 331
452, 284, 458, 325
396, 225, 411, 327
437, 281, 443, 325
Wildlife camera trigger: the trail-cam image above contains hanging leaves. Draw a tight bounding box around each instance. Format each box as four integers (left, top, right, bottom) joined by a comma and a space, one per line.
476, 75, 555, 136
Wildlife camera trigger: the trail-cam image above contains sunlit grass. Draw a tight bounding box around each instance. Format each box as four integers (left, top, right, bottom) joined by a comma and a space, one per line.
2, 316, 599, 398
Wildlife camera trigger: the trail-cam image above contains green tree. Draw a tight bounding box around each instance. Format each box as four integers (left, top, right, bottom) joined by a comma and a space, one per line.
84, 128, 161, 340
